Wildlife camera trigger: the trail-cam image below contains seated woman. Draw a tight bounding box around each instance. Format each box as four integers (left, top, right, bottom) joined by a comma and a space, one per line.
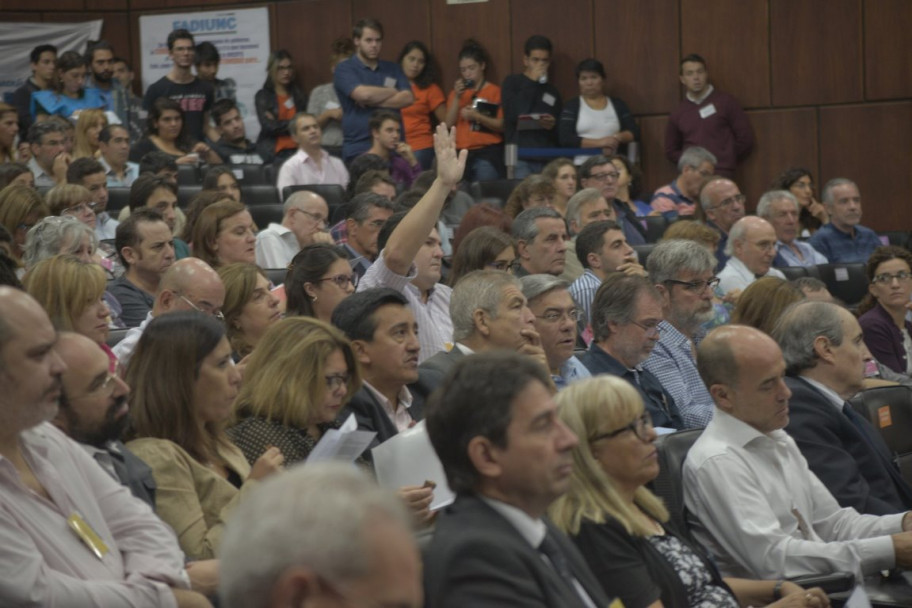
228, 316, 360, 466
45, 184, 97, 231
31, 51, 104, 121
448, 226, 515, 286
730, 277, 805, 336
0, 162, 35, 189
611, 154, 652, 217
201, 165, 242, 202
125, 311, 284, 560
542, 158, 578, 218
858, 246, 912, 375
0, 184, 49, 264
0, 103, 21, 163
550, 376, 829, 608
23, 254, 115, 368
444, 39, 504, 181
73, 108, 107, 160
559, 58, 639, 162
450, 201, 512, 254
285, 243, 356, 323
217, 263, 282, 360
503, 174, 556, 218
129, 97, 221, 165
398, 41, 446, 170
181, 189, 237, 246
190, 200, 257, 269
255, 50, 307, 165
772, 167, 828, 236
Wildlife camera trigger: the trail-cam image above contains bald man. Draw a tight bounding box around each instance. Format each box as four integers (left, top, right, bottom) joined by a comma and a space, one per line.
716, 216, 785, 295
113, 257, 226, 366
255, 190, 335, 269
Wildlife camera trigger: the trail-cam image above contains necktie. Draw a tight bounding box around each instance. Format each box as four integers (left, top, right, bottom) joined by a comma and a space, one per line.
538, 531, 574, 581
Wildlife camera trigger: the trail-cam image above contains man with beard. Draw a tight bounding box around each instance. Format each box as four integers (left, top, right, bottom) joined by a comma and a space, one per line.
84, 40, 130, 128
808, 178, 881, 264
643, 239, 720, 428
209, 99, 263, 165
52, 332, 156, 510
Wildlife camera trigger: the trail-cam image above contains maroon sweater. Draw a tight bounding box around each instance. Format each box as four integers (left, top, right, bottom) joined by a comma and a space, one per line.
664, 89, 753, 177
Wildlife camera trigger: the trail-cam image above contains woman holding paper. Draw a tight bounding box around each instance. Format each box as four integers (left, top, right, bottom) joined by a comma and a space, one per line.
126, 311, 285, 560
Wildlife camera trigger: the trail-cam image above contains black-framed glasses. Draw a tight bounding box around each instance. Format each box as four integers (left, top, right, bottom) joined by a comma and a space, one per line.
179, 294, 226, 322
318, 273, 358, 289
588, 170, 620, 182
325, 373, 350, 391
629, 319, 662, 337
872, 271, 912, 284
663, 276, 720, 293
711, 194, 746, 210
535, 308, 583, 324
591, 412, 653, 443
486, 259, 515, 272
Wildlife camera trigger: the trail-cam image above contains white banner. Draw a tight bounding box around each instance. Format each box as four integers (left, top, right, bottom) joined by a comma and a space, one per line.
139, 8, 270, 141
0, 21, 103, 104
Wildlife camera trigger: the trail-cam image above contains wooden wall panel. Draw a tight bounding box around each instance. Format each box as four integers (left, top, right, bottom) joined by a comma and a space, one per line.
86, 0, 129, 10
130, 0, 250, 10
734, 108, 818, 212
681, 0, 769, 108
595, 0, 679, 116
1, 0, 82, 10
509, 0, 593, 101
352, 0, 430, 66
864, 0, 912, 101
0, 11, 38, 21
274, 0, 352, 92
819, 102, 912, 231
430, 0, 511, 90
638, 116, 677, 195
770, 0, 862, 107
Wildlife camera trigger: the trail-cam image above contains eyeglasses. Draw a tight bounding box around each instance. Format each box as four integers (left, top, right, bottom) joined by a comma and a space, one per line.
68, 371, 119, 401
629, 319, 662, 337
663, 276, 720, 293
588, 170, 620, 182
591, 412, 653, 443
179, 294, 226, 322
294, 208, 327, 225
710, 194, 747, 210
62, 201, 99, 216
748, 240, 777, 253
535, 308, 583, 323
325, 373, 350, 391
486, 259, 515, 272
872, 271, 912, 284
318, 273, 359, 289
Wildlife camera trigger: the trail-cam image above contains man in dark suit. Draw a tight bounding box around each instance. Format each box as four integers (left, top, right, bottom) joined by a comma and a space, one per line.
773, 300, 912, 515
424, 351, 611, 607
52, 332, 156, 510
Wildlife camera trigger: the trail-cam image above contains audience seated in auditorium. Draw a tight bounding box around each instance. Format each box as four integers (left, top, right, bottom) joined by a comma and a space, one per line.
71, 108, 107, 160
191, 200, 257, 269
255, 190, 331, 269
275, 112, 349, 194
651, 146, 716, 219
857, 246, 912, 375
208, 99, 264, 165
110, 56, 146, 143
0, 162, 34, 189
758, 190, 828, 268
130, 97, 221, 165
0, 184, 48, 264
334, 192, 395, 279
541, 158, 577, 217
512, 207, 568, 278
700, 176, 746, 267
125, 311, 284, 560
503, 174, 557, 219
808, 178, 881, 264
201, 165, 241, 202
27, 120, 70, 187
610, 154, 651, 217
729, 277, 804, 336
685, 324, 912, 579
717, 216, 785, 295
45, 183, 98, 234
363, 110, 422, 189
448, 225, 515, 287
561, 187, 617, 281
181, 190, 236, 246
255, 49, 308, 165
127, 173, 191, 257
217, 263, 282, 361
31, 50, 105, 122
579, 154, 646, 246
67, 157, 118, 240
772, 167, 829, 235
284, 243, 356, 323
0, 104, 21, 164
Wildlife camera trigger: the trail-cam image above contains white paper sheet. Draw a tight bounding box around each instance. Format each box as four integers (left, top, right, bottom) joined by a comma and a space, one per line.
372, 421, 455, 510
308, 414, 376, 463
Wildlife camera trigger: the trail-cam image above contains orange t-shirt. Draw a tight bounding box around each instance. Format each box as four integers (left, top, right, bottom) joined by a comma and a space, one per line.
402, 83, 446, 151
447, 81, 503, 151
275, 93, 297, 154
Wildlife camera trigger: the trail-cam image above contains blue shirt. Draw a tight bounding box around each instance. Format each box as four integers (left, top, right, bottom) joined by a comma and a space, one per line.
569, 269, 602, 325
333, 55, 410, 160
772, 240, 828, 268
808, 223, 882, 264
552, 356, 591, 390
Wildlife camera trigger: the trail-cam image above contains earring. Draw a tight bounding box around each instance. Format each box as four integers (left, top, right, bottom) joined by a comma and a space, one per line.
311, 295, 318, 303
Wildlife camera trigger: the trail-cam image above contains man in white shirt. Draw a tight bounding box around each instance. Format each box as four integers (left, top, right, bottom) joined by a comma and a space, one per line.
0, 286, 209, 607
275, 113, 349, 196
98, 124, 140, 188
255, 190, 333, 269
67, 157, 119, 241
685, 324, 912, 580
716, 215, 785, 295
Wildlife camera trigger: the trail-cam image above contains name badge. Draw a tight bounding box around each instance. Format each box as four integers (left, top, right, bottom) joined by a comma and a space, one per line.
325, 100, 341, 110
542, 92, 556, 107
384, 77, 397, 88
68, 513, 109, 559
283, 97, 295, 109
699, 103, 717, 119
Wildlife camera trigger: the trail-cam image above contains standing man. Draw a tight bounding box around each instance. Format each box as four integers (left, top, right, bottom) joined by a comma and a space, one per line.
10, 44, 56, 135
66, 157, 117, 241
650, 146, 717, 219
665, 54, 753, 179
700, 176, 746, 267
424, 351, 610, 607
97, 124, 140, 188
194, 41, 236, 102
808, 178, 881, 264
111, 57, 146, 143
501, 35, 563, 178
255, 191, 332, 269
334, 18, 413, 162
84, 40, 128, 127
578, 155, 646, 246
276, 113, 350, 194
143, 29, 217, 143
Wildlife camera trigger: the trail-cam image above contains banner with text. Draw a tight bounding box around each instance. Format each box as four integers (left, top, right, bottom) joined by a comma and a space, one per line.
139, 7, 270, 140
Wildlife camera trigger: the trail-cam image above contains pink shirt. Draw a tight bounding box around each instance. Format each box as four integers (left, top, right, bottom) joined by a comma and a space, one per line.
275, 148, 349, 195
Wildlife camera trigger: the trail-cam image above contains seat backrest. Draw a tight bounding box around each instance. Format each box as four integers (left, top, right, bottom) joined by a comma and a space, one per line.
650, 428, 703, 536
107, 187, 131, 214
106, 328, 129, 348
176, 164, 200, 186
281, 184, 347, 209
644, 215, 668, 243
241, 184, 281, 207
177, 184, 202, 209
262, 267, 287, 286
214, 163, 271, 186
848, 385, 912, 455
633, 243, 655, 267
472, 179, 522, 206
248, 204, 285, 229
778, 266, 809, 281
817, 263, 868, 306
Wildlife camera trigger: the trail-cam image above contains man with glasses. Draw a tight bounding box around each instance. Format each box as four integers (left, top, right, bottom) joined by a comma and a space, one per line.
255, 190, 333, 268
758, 190, 829, 268
338, 192, 395, 279
113, 257, 225, 368
580, 273, 683, 429
27, 121, 70, 187
643, 239, 719, 428
67, 157, 117, 240
700, 176, 747, 267
579, 154, 646, 246
521, 275, 590, 389
276, 113, 350, 194
561, 188, 617, 281
808, 178, 881, 264
109, 209, 175, 327
650, 146, 717, 219
717, 216, 785, 294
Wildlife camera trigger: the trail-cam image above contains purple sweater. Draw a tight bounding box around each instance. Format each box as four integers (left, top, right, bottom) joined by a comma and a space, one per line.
664, 89, 753, 177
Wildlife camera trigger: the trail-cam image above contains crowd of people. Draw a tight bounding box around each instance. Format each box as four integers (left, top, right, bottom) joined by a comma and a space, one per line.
1, 14, 911, 608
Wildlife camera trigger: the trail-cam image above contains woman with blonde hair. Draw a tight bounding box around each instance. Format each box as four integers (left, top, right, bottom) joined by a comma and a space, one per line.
228, 316, 361, 466
45, 183, 97, 230
217, 263, 282, 360
0, 184, 49, 263
550, 376, 828, 608
72, 108, 107, 159
503, 174, 557, 219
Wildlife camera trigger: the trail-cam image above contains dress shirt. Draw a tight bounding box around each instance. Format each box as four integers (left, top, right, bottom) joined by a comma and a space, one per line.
552, 356, 591, 390
773, 240, 828, 268
95, 211, 119, 241
99, 156, 140, 188
28, 156, 57, 187
808, 223, 882, 264
0, 423, 187, 607
569, 269, 602, 325
717, 256, 786, 294
363, 380, 413, 432
643, 321, 713, 428
112, 311, 152, 369
255, 222, 300, 269
342, 243, 372, 279
275, 148, 349, 194
358, 249, 453, 363
684, 409, 903, 580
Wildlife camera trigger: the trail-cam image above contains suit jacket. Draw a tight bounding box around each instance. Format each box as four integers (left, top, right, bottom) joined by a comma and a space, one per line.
784, 376, 912, 515
411, 347, 466, 406
424, 494, 609, 608
345, 372, 432, 445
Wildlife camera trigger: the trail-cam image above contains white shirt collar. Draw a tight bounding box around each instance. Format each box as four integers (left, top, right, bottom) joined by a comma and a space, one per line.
480, 496, 547, 548
798, 376, 846, 413
686, 84, 714, 105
